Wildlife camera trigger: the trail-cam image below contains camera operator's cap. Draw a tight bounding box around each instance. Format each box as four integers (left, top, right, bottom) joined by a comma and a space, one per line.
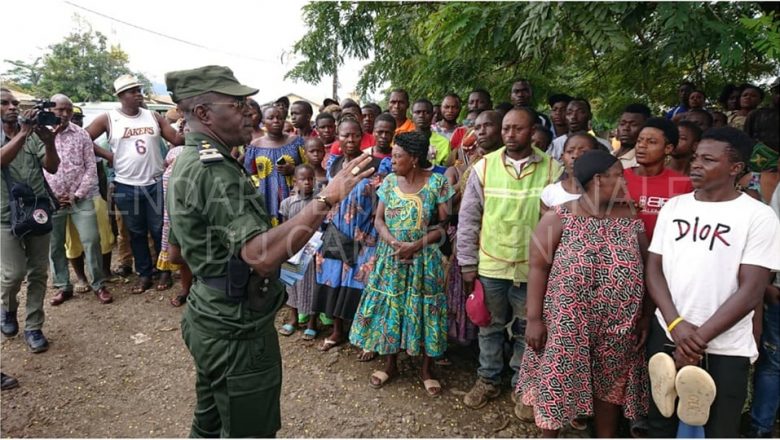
165, 65, 258, 104
114, 74, 144, 96
72, 106, 83, 117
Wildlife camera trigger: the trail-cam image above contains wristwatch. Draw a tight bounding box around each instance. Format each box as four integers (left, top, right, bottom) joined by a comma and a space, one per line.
315, 194, 333, 210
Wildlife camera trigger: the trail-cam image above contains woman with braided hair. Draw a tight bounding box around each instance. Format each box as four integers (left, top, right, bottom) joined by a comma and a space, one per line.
349, 131, 454, 397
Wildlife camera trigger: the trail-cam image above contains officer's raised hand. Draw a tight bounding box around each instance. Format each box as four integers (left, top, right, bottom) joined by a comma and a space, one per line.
318, 154, 375, 204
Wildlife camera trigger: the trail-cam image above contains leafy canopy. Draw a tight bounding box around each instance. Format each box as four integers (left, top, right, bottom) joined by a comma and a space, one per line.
3, 28, 150, 102
287, 2, 780, 127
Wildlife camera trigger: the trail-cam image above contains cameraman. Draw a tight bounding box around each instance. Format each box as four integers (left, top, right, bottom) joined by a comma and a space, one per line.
0, 88, 61, 353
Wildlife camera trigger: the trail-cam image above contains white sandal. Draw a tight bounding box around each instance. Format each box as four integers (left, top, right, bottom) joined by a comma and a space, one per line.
675, 365, 716, 426
648, 352, 678, 418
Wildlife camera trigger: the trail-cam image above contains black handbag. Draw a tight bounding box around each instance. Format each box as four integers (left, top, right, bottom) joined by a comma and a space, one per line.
2, 160, 58, 239
320, 223, 360, 266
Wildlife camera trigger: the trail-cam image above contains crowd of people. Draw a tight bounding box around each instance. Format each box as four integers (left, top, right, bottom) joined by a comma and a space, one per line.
1, 70, 779, 438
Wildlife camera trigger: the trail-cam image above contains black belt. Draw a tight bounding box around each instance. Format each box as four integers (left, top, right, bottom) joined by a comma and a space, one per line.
198, 271, 279, 292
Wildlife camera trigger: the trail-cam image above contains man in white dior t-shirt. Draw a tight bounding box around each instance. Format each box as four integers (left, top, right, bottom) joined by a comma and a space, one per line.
86, 74, 183, 294
645, 127, 780, 437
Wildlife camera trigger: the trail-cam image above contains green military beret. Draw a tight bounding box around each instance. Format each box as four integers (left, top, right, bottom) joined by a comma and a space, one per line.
165, 65, 258, 103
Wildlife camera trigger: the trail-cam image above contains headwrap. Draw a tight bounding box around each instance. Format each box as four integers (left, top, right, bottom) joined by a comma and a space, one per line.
574, 150, 619, 187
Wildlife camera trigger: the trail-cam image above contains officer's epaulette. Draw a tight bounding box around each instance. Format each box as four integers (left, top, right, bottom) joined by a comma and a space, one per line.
198, 140, 223, 165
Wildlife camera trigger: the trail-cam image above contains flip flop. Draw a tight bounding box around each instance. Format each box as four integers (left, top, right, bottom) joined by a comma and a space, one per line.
156, 273, 173, 291
434, 357, 452, 367
422, 378, 442, 397
369, 370, 395, 389
648, 352, 678, 418
131, 277, 153, 294
302, 328, 317, 341
170, 293, 188, 307
74, 282, 90, 293
675, 365, 716, 426
357, 350, 377, 362
318, 337, 342, 352
570, 417, 589, 431
278, 324, 296, 336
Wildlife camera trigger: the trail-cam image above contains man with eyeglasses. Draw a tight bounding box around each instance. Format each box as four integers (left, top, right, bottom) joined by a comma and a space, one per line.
0, 87, 62, 353
86, 74, 183, 295
164, 65, 373, 437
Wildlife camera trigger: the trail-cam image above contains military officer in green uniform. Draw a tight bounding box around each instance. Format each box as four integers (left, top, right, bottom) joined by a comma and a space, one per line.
164, 65, 375, 438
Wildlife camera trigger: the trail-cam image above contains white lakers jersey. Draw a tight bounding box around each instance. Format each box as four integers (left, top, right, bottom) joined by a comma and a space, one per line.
107, 108, 164, 186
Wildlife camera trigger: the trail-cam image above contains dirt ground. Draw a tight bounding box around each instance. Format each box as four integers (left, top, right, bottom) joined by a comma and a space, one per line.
1, 274, 592, 438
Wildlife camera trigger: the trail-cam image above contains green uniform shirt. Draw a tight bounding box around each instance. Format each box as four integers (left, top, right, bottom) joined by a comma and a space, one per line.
168, 131, 282, 337
0, 129, 47, 225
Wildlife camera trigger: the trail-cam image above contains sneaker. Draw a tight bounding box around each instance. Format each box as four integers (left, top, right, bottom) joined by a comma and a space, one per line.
675, 365, 716, 426
463, 379, 501, 409
1, 372, 19, 390
648, 352, 678, 418
1, 309, 18, 337
24, 330, 49, 353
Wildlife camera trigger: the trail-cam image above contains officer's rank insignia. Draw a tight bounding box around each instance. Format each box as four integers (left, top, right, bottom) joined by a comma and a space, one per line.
199, 140, 223, 164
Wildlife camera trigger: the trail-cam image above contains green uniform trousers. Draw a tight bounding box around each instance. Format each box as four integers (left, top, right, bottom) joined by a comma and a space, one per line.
0, 224, 50, 330
181, 313, 282, 438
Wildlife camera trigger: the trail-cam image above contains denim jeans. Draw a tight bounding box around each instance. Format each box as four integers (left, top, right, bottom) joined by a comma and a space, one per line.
112, 181, 163, 278
751, 301, 780, 436
50, 197, 104, 291
476, 276, 527, 387
0, 225, 50, 330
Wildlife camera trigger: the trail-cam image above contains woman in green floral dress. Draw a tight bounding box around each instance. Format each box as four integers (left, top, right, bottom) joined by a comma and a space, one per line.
349, 131, 454, 397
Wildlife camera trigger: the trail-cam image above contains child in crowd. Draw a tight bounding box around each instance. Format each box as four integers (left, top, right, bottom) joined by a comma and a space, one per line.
540, 133, 600, 211
645, 127, 780, 437
157, 144, 193, 307
667, 121, 701, 176
303, 137, 328, 193
532, 124, 553, 153
277, 164, 319, 340
315, 112, 337, 168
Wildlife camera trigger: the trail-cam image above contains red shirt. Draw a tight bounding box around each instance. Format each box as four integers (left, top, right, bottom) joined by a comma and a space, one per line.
624, 167, 694, 241
329, 133, 376, 155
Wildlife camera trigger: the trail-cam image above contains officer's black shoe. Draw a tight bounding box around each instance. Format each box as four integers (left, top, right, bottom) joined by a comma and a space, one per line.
1, 309, 18, 337
1, 373, 19, 390
24, 330, 49, 353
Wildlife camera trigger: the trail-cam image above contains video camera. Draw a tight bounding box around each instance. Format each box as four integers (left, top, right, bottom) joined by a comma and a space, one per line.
33, 99, 61, 126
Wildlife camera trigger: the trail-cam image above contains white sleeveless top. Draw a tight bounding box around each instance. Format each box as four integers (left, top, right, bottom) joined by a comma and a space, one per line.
107, 108, 164, 186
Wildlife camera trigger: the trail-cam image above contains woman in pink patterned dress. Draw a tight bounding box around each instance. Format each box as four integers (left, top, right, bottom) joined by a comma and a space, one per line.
517, 150, 650, 437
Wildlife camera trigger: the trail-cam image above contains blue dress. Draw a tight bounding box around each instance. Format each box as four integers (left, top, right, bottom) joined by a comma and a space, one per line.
243, 136, 305, 226
311, 155, 386, 320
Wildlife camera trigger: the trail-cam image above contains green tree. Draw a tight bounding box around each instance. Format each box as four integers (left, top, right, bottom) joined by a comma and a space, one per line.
285, 1, 374, 100
288, 2, 780, 125
3, 29, 150, 101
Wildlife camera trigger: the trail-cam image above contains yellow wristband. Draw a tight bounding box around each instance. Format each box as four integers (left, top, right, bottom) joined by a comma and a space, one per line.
667, 316, 684, 333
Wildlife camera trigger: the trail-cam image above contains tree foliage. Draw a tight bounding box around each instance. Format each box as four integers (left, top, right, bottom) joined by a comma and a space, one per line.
288, 2, 780, 126
3, 29, 150, 102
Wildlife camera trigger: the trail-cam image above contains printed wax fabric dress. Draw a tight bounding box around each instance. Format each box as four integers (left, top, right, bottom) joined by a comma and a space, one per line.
311, 155, 385, 321
516, 204, 648, 430
349, 173, 454, 357
243, 136, 305, 226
